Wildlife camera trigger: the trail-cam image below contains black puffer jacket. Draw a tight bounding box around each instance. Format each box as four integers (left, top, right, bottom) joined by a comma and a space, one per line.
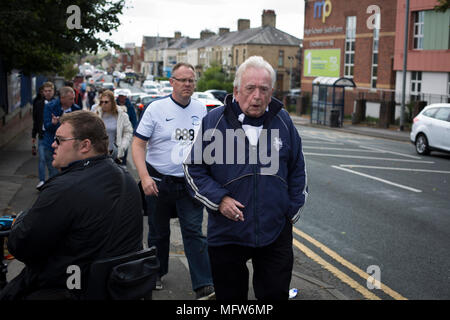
6, 155, 143, 298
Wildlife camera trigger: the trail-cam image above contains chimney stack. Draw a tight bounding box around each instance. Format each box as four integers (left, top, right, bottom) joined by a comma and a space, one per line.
238, 19, 250, 31
200, 29, 215, 40
262, 10, 276, 28
219, 28, 230, 36
174, 31, 181, 39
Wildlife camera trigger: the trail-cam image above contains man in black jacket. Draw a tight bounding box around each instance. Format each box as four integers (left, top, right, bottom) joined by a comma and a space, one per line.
1, 110, 143, 300
32, 82, 55, 190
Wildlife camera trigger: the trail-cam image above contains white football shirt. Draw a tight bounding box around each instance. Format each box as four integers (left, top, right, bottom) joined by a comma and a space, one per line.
135, 95, 207, 177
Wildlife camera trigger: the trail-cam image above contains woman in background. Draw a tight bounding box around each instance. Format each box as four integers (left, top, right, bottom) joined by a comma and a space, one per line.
94, 90, 133, 165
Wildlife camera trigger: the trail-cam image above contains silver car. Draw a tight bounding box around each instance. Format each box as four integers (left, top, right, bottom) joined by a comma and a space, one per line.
410, 103, 450, 155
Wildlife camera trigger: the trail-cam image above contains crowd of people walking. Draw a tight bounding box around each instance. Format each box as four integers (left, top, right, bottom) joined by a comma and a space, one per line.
2, 56, 308, 301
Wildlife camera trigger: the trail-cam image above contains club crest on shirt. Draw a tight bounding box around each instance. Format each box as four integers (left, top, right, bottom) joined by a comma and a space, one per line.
273, 137, 283, 151
191, 115, 201, 126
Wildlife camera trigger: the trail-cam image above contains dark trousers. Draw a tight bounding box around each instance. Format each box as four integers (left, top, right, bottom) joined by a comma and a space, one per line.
145, 178, 213, 291
208, 221, 293, 300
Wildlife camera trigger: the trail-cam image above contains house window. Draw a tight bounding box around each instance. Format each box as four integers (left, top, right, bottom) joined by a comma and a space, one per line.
345, 16, 356, 78
411, 71, 422, 98
235, 49, 239, 65
243, 49, 246, 62
413, 11, 424, 50
278, 50, 284, 67
371, 14, 380, 88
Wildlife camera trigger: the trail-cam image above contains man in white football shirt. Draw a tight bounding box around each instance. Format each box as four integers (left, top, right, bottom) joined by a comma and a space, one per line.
131, 63, 214, 300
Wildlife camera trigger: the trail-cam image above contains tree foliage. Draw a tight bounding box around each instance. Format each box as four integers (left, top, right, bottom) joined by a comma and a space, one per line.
196, 65, 233, 93
0, 0, 126, 75
434, 0, 450, 12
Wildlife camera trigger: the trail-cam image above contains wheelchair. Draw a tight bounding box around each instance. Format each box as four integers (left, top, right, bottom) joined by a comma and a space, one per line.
84, 246, 159, 300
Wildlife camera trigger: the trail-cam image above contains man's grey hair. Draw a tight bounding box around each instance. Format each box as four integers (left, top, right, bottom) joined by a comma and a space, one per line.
233, 56, 276, 90
59, 86, 75, 97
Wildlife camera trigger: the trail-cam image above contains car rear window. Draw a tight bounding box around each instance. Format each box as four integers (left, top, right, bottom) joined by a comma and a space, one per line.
434, 108, 450, 122
422, 108, 438, 118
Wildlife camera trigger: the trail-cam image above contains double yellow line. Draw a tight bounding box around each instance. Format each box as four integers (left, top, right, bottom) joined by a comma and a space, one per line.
292, 227, 408, 300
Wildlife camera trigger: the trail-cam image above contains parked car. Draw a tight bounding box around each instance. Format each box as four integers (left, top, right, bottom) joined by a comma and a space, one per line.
114, 88, 132, 98
143, 83, 160, 94
192, 92, 224, 112
101, 82, 115, 91
287, 88, 301, 105
159, 87, 173, 96
94, 74, 113, 89
128, 92, 143, 112
205, 89, 228, 103
410, 103, 450, 155
137, 94, 163, 119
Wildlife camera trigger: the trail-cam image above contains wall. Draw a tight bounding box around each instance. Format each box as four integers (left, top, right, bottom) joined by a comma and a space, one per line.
302, 0, 398, 115
393, 0, 450, 72
232, 44, 300, 92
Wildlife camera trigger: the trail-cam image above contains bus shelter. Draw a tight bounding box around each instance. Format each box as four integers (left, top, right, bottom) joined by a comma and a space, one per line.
311, 77, 356, 127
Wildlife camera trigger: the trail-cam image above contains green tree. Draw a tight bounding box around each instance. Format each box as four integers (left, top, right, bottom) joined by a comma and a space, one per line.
61, 55, 79, 80
0, 0, 126, 75
435, 0, 450, 12
196, 65, 233, 93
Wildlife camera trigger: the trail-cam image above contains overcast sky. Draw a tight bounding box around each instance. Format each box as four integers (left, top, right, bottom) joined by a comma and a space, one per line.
102, 0, 305, 47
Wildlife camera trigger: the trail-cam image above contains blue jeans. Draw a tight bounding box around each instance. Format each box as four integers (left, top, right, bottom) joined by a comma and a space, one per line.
145, 178, 213, 291
38, 139, 58, 180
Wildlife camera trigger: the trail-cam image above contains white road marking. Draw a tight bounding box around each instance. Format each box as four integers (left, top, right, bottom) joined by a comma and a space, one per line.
339, 165, 450, 174
359, 145, 422, 160
303, 146, 382, 152
304, 153, 434, 164
302, 141, 344, 145
332, 165, 422, 193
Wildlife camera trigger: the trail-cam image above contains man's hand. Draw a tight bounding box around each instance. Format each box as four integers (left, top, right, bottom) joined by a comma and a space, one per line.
51, 113, 60, 125
141, 175, 159, 197
219, 196, 245, 221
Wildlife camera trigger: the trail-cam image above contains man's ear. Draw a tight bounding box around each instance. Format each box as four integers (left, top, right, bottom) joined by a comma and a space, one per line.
233, 86, 238, 101
78, 139, 92, 154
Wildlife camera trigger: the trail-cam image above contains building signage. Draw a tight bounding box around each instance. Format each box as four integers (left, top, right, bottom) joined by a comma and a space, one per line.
313, 0, 332, 23
304, 26, 343, 36
310, 40, 334, 47
304, 49, 340, 77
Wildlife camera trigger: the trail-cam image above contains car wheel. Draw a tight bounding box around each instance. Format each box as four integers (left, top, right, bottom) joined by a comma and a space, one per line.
415, 134, 430, 155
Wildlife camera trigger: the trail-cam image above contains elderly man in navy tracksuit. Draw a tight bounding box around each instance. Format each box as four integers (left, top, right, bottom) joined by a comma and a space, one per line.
183, 56, 308, 300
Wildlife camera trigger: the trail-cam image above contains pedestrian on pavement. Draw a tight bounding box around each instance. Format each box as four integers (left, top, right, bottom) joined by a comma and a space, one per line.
116, 92, 137, 131
131, 62, 215, 300
94, 90, 133, 166
65, 80, 84, 109
32, 82, 56, 189
183, 56, 308, 300
87, 85, 96, 109
116, 91, 137, 166
0, 110, 143, 300
42, 86, 81, 179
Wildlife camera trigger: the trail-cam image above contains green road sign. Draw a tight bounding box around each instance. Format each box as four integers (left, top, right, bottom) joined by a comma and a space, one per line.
304, 49, 341, 77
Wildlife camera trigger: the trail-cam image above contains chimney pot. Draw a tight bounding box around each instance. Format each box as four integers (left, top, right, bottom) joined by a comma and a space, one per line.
262, 9, 276, 28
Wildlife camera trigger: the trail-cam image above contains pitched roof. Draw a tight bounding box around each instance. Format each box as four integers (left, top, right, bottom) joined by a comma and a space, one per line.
168, 37, 198, 49
239, 26, 301, 46
185, 26, 301, 50
142, 36, 170, 50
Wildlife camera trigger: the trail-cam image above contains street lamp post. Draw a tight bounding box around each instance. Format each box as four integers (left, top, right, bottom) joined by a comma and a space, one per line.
400, 0, 410, 132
